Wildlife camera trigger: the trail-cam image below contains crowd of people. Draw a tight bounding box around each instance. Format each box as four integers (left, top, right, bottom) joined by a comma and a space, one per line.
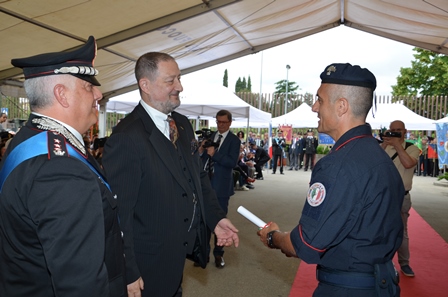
0, 36, 441, 297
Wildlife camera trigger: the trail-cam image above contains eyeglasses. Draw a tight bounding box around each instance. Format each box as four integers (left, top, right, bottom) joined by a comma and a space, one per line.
216, 120, 230, 124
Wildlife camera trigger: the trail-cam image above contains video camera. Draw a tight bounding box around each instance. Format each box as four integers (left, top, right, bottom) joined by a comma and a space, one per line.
379, 131, 401, 140
195, 128, 219, 148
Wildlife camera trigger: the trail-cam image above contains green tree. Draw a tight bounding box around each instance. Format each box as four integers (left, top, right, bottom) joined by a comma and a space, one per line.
272, 79, 300, 114
235, 77, 242, 92
247, 76, 252, 92
235, 76, 251, 92
223, 69, 228, 87
274, 79, 299, 95
392, 48, 448, 97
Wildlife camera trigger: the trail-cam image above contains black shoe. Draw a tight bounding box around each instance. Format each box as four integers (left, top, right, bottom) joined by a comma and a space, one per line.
256, 177, 264, 180
272, 172, 276, 174
245, 184, 255, 189
288, 168, 293, 171
280, 172, 284, 175
215, 256, 225, 268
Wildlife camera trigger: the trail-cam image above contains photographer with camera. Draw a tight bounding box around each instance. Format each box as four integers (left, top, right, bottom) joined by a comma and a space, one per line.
380, 120, 420, 277
198, 110, 240, 268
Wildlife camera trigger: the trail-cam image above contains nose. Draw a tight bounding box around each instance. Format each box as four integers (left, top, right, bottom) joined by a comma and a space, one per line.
311, 101, 319, 112
93, 86, 103, 101
175, 78, 183, 92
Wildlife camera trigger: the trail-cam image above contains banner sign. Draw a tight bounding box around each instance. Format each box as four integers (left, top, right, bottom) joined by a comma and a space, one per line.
318, 133, 335, 145
280, 125, 293, 144
435, 123, 447, 168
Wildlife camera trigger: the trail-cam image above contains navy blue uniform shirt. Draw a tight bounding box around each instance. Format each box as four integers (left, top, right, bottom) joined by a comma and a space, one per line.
290, 124, 404, 273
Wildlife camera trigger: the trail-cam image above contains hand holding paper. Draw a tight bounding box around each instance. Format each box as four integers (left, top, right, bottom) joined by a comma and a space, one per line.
237, 206, 268, 229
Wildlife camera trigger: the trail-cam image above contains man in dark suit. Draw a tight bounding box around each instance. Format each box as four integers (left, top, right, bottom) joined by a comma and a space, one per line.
288, 132, 300, 170
102, 52, 239, 297
199, 109, 240, 268
0, 37, 126, 297
250, 141, 271, 180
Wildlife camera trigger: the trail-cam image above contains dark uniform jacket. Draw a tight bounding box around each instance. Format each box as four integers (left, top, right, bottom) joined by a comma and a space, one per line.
272, 136, 286, 155
102, 103, 226, 297
0, 114, 126, 297
290, 124, 404, 296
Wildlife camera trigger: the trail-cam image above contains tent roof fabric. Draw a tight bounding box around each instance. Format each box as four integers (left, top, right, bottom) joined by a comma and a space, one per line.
271, 103, 319, 128
366, 103, 435, 131
1, 0, 447, 101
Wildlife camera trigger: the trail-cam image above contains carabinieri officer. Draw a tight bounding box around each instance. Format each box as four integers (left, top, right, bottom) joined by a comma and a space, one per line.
258, 63, 403, 297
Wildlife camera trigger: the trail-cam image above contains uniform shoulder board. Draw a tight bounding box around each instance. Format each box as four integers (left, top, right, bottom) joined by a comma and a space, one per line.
46, 131, 69, 158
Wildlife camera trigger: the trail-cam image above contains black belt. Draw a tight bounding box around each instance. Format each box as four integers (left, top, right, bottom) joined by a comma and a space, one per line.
404, 191, 409, 195
316, 266, 375, 289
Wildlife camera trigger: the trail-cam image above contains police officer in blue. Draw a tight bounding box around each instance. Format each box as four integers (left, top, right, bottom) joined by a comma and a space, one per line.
0, 37, 126, 297
258, 63, 404, 297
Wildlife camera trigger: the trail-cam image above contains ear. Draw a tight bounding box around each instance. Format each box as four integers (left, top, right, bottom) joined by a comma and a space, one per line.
139, 78, 151, 95
53, 84, 70, 108
336, 97, 349, 117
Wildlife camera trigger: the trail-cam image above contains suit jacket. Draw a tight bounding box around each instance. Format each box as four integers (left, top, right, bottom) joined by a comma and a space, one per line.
254, 147, 271, 165
102, 103, 226, 297
209, 131, 240, 198
0, 114, 126, 297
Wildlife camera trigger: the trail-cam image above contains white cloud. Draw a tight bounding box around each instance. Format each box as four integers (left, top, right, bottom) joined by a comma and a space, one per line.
182, 26, 416, 96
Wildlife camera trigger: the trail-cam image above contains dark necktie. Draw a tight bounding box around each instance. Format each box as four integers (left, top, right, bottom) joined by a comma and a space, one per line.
216, 134, 223, 150
166, 115, 178, 148
207, 134, 222, 178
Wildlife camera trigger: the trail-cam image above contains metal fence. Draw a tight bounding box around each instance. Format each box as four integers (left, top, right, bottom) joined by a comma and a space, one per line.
2, 93, 448, 134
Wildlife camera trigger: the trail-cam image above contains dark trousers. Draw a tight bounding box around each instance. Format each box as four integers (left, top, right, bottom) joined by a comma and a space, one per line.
207, 196, 229, 257
272, 154, 283, 173
255, 162, 266, 178
418, 155, 428, 176
299, 152, 305, 168
304, 153, 314, 170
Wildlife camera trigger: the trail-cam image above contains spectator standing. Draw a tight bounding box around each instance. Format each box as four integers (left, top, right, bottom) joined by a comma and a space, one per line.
381, 120, 419, 277
199, 109, 240, 268
303, 129, 318, 171
272, 130, 286, 174
288, 132, 300, 170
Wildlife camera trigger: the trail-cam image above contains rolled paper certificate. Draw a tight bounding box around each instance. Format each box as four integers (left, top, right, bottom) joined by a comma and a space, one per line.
237, 206, 267, 228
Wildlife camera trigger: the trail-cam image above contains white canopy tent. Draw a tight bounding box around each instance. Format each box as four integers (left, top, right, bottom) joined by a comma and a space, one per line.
434, 117, 448, 124
105, 85, 271, 131
366, 103, 435, 131
271, 103, 319, 128
1, 0, 447, 100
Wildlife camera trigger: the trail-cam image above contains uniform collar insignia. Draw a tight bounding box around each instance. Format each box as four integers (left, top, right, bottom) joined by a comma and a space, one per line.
31, 116, 86, 155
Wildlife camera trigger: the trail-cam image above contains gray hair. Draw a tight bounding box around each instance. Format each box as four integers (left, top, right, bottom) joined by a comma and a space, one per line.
24, 76, 58, 111
328, 84, 373, 119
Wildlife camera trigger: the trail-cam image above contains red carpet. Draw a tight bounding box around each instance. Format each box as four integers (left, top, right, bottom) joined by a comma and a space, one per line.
289, 208, 448, 296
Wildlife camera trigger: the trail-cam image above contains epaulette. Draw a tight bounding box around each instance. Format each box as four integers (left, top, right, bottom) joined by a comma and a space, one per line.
46, 131, 69, 159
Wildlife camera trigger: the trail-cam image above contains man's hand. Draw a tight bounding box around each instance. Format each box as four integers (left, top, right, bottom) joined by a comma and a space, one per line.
127, 277, 144, 297
206, 146, 216, 157
382, 136, 402, 149
257, 222, 280, 247
214, 218, 239, 247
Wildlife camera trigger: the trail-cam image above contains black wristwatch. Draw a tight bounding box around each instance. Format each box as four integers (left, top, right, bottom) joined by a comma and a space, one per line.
267, 230, 280, 249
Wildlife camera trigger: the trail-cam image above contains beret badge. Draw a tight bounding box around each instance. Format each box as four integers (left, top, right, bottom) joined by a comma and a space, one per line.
326, 65, 336, 75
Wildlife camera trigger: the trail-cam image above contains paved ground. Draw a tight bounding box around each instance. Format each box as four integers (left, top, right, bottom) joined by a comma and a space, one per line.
182, 166, 448, 297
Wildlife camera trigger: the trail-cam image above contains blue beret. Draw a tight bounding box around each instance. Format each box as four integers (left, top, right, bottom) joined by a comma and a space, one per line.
320, 63, 376, 91
11, 36, 100, 86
